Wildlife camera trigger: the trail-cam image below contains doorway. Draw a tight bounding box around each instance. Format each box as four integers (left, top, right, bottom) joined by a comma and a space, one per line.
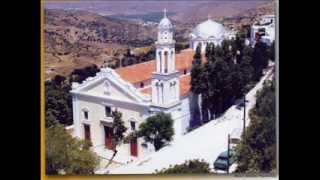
84, 124, 91, 141
104, 126, 114, 150
130, 137, 138, 157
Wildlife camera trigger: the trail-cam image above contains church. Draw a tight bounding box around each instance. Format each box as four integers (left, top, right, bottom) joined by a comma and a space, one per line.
69, 11, 231, 163
189, 17, 236, 53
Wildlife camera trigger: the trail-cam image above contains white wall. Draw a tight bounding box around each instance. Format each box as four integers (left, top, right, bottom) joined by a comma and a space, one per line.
75, 93, 149, 158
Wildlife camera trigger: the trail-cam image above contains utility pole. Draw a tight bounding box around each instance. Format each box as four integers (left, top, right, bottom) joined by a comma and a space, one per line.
243, 94, 246, 138
227, 134, 230, 174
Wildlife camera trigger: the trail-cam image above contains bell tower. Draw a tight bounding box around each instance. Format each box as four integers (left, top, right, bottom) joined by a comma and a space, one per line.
151, 9, 180, 107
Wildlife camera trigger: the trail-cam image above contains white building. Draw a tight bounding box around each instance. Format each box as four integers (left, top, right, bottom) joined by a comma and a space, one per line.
70, 10, 196, 164
189, 18, 236, 52
250, 14, 275, 46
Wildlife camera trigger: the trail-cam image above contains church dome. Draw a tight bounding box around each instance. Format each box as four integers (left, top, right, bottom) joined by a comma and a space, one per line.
159, 17, 173, 29
191, 19, 226, 39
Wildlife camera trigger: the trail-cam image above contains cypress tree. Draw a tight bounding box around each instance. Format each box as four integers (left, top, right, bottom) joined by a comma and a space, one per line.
191, 44, 205, 126
205, 43, 211, 59
252, 41, 268, 81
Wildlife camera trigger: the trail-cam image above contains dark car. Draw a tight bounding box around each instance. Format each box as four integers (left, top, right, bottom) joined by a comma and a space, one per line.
213, 149, 236, 171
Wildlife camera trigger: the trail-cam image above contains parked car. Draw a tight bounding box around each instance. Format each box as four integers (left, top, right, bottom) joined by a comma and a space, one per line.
213, 149, 236, 171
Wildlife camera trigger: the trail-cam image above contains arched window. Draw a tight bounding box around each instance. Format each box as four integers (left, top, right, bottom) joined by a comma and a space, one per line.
171, 50, 174, 69
158, 51, 162, 73
140, 82, 144, 88
164, 51, 168, 73
161, 82, 164, 104
129, 118, 137, 131
183, 69, 187, 75
155, 81, 160, 104
82, 107, 89, 120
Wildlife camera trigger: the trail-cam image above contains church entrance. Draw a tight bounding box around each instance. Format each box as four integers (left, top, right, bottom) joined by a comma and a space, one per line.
84, 124, 91, 142
130, 137, 138, 157
104, 126, 114, 150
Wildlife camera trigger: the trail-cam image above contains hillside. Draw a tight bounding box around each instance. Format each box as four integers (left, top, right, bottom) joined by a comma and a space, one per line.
221, 0, 276, 29
173, 0, 275, 30
44, 0, 275, 79
44, 9, 157, 79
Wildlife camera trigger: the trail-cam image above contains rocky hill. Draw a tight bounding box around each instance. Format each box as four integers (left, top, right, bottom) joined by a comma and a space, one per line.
172, 0, 275, 30
44, 1, 275, 79
221, 0, 276, 29
45, 9, 157, 79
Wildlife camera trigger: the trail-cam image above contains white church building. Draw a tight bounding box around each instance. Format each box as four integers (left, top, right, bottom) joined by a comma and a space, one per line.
189, 17, 236, 53
70, 11, 197, 163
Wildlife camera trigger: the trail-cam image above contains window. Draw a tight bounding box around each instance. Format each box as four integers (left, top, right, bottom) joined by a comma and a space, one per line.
84, 111, 88, 120
84, 124, 91, 141
164, 51, 168, 73
183, 69, 187, 74
105, 106, 111, 117
140, 82, 144, 88
130, 121, 136, 131
141, 143, 148, 148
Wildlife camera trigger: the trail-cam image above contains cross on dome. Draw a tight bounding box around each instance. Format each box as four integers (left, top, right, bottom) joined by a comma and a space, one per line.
164, 8, 167, 18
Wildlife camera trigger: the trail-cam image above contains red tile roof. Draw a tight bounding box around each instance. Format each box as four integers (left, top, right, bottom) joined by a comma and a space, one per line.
180, 75, 191, 97
115, 61, 155, 84
116, 49, 195, 84
115, 49, 196, 98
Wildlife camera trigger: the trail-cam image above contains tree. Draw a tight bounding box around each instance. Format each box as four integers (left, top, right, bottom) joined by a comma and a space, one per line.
138, 112, 174, 151
199, 62, 210, 123
207, 59, 232, 115
229, 64, 244, 100
207, 42, 215, 62
239, 46, 254, 93
205, 43, 214, 59
214, 45, 224, 58
193, 44, 202, 60
105, 110, 127, 169
69, 64, 99, 83
111, 110, 127, 146
191, 44, 205, 94
252, 41, 269, 81
221, 39, 233, 57
268, 41, 275, 62
238, 25, 251, 39
45, 77, 73, 127
235, 79, 276, 174
46, 124, 100, 175
191, 44, 206, 127
155, 159, 211, 174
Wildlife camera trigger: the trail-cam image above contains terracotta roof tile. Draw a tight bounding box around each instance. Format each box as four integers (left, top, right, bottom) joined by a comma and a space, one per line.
116, 49, 195, 84
175, 50, 195, 71
115, 61, 155, 84
180, 75, 191, 97
116, 49, 197, 98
